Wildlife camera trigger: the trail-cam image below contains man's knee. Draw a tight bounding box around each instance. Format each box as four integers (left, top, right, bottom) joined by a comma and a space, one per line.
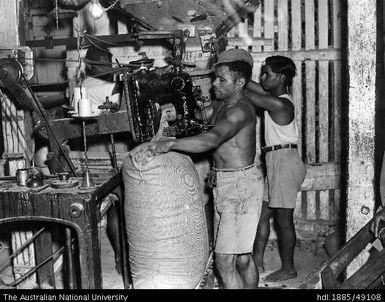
107, 204, 119, 221
215, 253, 236, 273
259, 201, 273, 221
236, 254, 253, 270
275, 209, 294, 229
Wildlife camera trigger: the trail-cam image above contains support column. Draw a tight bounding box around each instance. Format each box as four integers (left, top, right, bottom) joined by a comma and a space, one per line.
346, 0, 377, 276
0, 0, 21, 46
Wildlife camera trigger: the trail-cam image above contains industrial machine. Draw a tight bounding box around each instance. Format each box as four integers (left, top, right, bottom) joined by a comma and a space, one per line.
27, 0, 261, 175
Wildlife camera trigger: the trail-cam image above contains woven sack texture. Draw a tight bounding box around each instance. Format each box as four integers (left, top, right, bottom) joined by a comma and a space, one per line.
123, 151, 209, 289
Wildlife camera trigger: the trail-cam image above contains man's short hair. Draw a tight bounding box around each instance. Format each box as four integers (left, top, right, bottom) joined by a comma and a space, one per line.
85, 46, 112, 63
265, 56, 296, 86
85, 46, 113, 79
214, 48, 253, 84
215, 48, 254, 69
223, 61, 252, 84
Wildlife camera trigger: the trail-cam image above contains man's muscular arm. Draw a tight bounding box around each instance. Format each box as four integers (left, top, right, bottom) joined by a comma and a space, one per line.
245, 81, 288, 112
246, 80, 270, 96
130, 106, 248, 161
245, 80, 294, 125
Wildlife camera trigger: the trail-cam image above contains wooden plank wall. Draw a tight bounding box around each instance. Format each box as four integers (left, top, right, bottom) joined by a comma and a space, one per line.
25, 4, 71, 94
227, 0, 343, 238
0, 0, 34, 168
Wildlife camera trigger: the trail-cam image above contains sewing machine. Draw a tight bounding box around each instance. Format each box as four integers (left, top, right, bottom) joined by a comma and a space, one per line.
37, 29, 212, 175
29, 0, 262, 174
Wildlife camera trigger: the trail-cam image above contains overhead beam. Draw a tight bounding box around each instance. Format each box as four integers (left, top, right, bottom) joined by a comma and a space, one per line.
24, 32, 178, 49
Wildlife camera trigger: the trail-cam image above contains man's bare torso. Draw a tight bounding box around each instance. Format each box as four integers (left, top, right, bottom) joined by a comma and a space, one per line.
210, 97, 256, 169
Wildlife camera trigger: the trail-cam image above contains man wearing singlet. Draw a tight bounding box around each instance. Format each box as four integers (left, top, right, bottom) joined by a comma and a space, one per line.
130, 49, 264, 289
82, 46, 121, 116
245, 56, 306, 282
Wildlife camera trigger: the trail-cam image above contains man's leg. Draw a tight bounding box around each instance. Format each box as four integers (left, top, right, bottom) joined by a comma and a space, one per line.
253, 201, 273, 272
236, 254, 258, 288
215, 253, 243, 289
264, 208, 297, 282
380, 152, 385, 204
107, 204, 122, 275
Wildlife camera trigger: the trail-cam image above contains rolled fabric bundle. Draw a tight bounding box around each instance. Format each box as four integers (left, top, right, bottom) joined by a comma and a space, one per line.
123, 151, 209, 289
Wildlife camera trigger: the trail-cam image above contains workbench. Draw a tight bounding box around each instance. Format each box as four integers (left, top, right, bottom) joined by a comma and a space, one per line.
0, 172, 126, 289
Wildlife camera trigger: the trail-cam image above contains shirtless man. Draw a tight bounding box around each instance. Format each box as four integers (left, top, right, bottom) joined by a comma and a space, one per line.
129, 48, 264, 289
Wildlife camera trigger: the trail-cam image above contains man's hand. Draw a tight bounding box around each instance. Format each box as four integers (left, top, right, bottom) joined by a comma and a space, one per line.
129, 139, 175, 166
370, 210, 385, 237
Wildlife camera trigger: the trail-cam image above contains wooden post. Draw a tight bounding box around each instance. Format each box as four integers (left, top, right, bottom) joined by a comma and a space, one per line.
0, 0, 21, 46
318, 0, 330, 221
346, 0, 377, 276
305, 0, 316, 220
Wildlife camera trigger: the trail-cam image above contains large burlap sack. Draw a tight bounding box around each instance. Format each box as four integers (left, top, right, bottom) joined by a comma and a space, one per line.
123, 151, 209, 289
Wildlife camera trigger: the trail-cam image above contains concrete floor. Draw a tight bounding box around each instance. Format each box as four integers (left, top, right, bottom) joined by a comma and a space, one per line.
99, 234, 329, 290
259, 239, 329, 289
0, 227, 328, 290
99, 229, 125, 289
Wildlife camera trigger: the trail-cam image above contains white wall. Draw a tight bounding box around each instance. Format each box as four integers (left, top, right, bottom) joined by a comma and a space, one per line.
0, 0, 21, 47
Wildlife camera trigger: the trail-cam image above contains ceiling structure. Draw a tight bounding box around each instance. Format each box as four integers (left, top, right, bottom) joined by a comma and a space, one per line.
55, 0, 260, 33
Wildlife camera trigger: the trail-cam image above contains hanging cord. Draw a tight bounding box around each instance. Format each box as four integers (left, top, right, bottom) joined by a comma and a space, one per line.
74, 26, 87, 99
74, 25, 84, 76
